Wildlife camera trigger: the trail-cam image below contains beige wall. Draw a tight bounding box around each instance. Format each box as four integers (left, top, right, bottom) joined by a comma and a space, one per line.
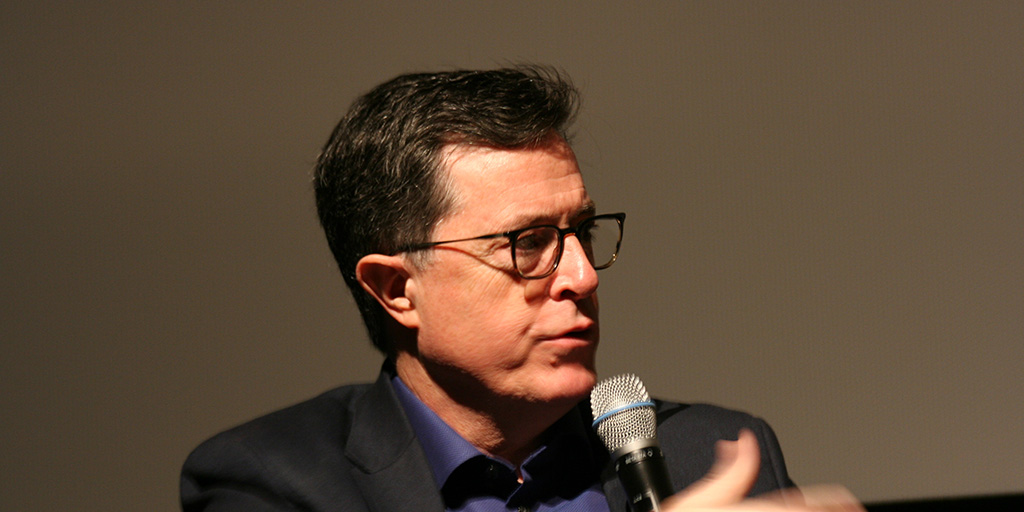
2, 2, 1021, 510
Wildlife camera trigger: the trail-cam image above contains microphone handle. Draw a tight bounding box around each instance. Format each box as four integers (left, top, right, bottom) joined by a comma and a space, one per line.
613, 439, 674, 512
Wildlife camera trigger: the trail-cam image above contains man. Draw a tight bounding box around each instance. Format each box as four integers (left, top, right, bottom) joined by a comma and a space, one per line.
181, 67, 860, 512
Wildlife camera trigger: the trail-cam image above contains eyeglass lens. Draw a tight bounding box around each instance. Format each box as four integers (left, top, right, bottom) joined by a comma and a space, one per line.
512, 217, 621, 277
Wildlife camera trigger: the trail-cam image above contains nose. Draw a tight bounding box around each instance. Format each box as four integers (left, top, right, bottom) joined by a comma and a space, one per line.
549, 233, 599, 300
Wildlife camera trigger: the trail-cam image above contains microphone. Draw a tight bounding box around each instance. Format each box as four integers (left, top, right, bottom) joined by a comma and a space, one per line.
591, 373, 674, 512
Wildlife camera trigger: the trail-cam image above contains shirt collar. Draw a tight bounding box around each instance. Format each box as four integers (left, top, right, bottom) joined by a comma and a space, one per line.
392, 375, 484, 490
392, 375, 607, 507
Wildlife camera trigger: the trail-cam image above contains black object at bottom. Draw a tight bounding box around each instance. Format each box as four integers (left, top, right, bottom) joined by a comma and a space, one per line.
865, 493, 1024, 511
614, 445, 674, 512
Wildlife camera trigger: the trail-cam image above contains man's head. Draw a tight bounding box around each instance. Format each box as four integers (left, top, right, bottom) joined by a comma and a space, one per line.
314, 66, 581, 354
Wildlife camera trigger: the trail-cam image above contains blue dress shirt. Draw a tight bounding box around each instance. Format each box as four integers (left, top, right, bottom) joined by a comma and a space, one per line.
393, 377, 611, 512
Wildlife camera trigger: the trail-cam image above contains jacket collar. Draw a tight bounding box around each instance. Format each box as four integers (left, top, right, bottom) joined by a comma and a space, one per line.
344, 363, 446, 512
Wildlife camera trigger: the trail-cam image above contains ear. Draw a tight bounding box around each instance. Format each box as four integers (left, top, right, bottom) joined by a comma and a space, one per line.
355, 253, 420, 330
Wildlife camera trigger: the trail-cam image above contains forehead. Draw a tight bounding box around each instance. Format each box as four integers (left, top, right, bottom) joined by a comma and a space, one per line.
438, 140, 592, 232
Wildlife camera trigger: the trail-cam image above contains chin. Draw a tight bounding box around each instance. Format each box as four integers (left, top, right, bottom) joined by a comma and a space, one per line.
540, 364, 597, 403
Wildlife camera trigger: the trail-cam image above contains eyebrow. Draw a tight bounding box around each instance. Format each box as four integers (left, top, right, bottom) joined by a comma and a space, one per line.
504, 202, 598, 231
575, 202, 598, 219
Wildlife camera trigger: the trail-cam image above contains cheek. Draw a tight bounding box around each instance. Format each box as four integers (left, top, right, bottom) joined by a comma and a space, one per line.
422, 290, 546, 373
447, 264, 539, 321
416, 317, 535, 383
418, 271, 536, 340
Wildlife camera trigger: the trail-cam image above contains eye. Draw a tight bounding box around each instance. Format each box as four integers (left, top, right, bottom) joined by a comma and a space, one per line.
515, 228, 549, 252
516, 226, 561, 254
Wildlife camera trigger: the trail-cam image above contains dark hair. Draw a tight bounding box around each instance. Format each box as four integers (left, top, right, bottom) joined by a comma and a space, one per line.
314, 66, 580, 354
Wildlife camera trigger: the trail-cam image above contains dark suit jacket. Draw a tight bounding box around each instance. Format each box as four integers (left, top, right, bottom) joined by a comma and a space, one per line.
181, 369, 794, 511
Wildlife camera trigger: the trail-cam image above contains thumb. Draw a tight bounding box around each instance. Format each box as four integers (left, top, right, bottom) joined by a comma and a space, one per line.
664, 429, 761, 508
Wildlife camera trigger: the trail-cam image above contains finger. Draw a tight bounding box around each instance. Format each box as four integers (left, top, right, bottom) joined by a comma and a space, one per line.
666, 429, 761, 508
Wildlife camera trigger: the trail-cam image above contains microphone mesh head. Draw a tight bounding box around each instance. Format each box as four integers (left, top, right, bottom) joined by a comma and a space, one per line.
590, 373, 657, 452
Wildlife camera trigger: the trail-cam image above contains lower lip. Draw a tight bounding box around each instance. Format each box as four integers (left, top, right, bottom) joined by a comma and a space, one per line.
542, 335, 595, 349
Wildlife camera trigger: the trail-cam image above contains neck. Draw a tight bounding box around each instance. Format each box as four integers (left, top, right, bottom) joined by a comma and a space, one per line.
394, 352, 578, 466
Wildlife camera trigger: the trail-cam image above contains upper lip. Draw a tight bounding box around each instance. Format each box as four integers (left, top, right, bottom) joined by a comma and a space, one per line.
548, 319, 596, 340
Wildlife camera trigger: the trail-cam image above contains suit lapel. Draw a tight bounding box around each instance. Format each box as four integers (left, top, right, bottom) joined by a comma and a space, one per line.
345, 369, 445, 512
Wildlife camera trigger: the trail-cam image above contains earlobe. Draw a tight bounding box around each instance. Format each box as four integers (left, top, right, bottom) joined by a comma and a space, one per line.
355, 254, 420, 329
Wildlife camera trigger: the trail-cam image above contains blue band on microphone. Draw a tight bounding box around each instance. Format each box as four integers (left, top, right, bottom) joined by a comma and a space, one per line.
592, 401, 655, 428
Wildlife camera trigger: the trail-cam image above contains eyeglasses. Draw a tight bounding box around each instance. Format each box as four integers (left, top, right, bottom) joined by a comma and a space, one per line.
395, 213, 625, 279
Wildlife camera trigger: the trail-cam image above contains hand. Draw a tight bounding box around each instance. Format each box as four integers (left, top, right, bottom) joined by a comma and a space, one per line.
660, 429, 863, 512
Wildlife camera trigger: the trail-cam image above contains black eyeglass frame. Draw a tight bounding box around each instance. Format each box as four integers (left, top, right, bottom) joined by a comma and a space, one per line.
393, 212, 626, 280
